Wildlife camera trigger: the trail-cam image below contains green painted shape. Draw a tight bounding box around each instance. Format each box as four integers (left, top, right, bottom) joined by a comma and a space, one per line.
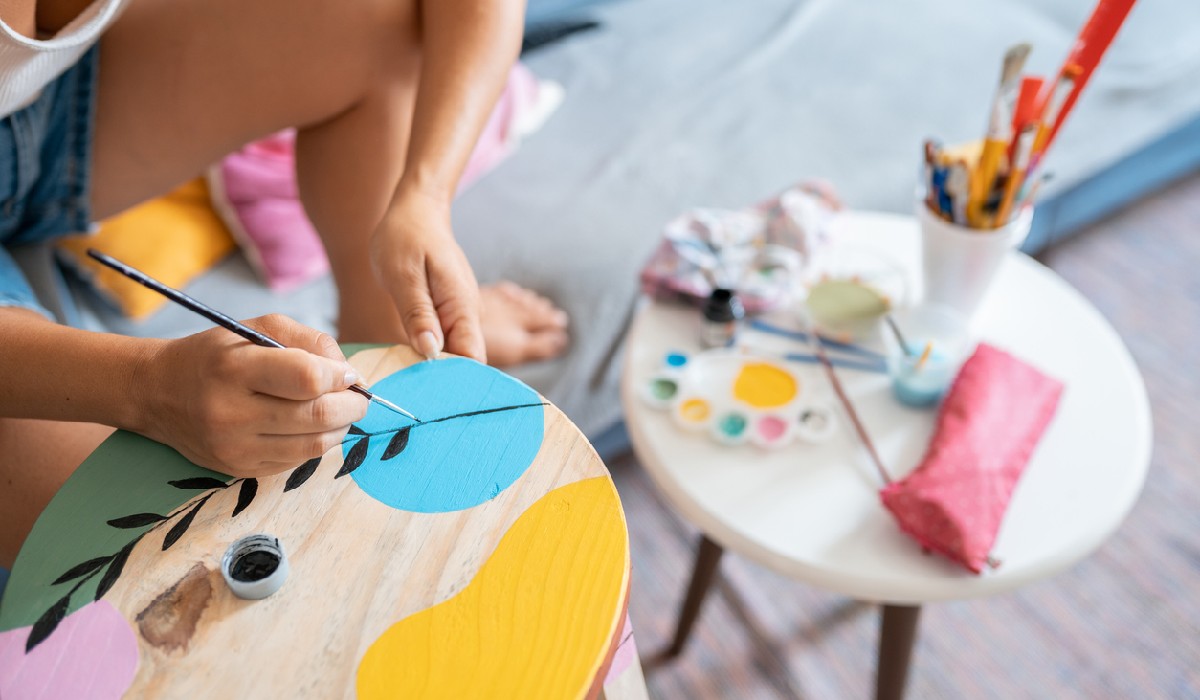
0, 431, 224, 631
340, 343, 388, 359
0, 343, 386, 631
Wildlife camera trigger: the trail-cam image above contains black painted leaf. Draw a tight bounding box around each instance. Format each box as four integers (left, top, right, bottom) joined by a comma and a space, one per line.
107, 512, 167, 529
26, 594, 71, 652
51, 555, 112, 586
348, 424, 367, 436
335, 437, 369, 479
284, 457, 322, 492
167, 477, 229, 490
162, 496, 209, 551
232, 478, 257, 517
382, 427, 411, 461
94, 539, 136, 601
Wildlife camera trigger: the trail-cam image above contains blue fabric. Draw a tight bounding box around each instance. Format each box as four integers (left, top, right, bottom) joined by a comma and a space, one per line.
0, 46, 99, 319
525, 0, 614, 25
0, 566, 8, 602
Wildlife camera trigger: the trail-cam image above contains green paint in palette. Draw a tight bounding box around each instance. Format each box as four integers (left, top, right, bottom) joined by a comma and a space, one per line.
650, 378, 679, 401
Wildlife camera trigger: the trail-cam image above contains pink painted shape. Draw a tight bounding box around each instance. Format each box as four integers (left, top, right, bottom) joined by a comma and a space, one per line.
0, 600, 138, 700
603, 614, 638, 685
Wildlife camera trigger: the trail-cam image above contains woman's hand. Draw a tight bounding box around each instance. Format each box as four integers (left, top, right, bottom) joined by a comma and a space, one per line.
136, 314, 368, 477
369, 184, 485, 363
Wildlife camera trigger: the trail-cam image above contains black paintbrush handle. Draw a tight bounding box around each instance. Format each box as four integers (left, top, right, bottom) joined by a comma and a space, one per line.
86, 249, 286, 350
86, 249, 404, 412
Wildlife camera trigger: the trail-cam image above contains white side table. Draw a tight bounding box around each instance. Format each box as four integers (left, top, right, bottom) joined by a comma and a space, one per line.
620, 211, 1152, 700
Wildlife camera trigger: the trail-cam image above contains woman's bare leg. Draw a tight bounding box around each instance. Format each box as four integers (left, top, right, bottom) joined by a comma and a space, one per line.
91, 0, 419, 219
0, 418, 113, 568
90, 0, 567, 365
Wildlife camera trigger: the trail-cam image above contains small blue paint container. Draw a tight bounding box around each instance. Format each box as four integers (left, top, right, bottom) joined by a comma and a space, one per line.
890, 350, 954, 407
883, 305, 968, 409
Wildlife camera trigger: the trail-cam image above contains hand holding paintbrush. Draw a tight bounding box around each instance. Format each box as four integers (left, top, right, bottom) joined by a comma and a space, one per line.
83, 249, 420, 478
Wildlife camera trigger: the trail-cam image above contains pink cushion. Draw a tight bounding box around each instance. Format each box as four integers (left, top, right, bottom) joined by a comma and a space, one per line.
209, 63, 551, 291
880, 343, 1064, 573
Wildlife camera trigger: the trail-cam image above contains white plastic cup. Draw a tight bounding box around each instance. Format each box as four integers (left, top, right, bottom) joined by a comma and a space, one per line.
917, 201, 1032, 322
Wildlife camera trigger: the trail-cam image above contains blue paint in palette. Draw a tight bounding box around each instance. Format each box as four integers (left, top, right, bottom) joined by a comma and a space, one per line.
664, 352, 689, 368
345, 357, 545, 513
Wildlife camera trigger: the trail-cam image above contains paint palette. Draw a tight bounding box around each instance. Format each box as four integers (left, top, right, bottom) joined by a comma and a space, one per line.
641, 350, 836, 448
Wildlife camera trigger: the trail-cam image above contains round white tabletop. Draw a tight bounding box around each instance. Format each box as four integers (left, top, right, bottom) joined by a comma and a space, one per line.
621, 211, 1152, 604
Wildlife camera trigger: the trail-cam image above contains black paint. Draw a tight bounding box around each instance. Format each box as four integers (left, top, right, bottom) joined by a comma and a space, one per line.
285, 457, 322, 491
230, 550, 280, 582
232, 478, 257, 517
162, 496, 209, 551
335, 436, 370, 478
107, 512, 168, 529
382, 426, 411, 460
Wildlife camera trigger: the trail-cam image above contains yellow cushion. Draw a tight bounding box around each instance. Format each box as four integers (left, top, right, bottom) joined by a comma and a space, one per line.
58, 179, 237, 319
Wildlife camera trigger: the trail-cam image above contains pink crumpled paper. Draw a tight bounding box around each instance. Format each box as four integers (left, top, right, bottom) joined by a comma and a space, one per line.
880, 343, 1064, 573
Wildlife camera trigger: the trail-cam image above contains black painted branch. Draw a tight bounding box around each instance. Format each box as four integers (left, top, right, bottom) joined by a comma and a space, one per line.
341, 402, 549, 443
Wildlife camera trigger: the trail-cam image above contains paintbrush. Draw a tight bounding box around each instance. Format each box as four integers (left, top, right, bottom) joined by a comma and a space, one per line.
86, 249, 421, 423
884, 315, 913, 357
968, 43, 1032, 227
811, 340, 891, 486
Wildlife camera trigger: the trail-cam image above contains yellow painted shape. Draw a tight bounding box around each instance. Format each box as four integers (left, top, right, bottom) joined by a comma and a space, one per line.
357, 477, 629, 700
733, 362, 798, 409
679, 398, 711, 422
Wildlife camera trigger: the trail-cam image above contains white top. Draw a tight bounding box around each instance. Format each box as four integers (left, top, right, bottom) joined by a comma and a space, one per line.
621, 211, 1152, 604
0, 0, 127, 117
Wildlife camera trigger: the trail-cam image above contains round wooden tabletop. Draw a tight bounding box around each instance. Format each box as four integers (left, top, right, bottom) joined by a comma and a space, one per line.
621, 210, 1152, 603
0, 346, 631, 699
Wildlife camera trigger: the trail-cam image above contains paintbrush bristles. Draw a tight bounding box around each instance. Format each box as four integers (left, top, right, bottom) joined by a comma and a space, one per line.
1000, 43, 1032, 86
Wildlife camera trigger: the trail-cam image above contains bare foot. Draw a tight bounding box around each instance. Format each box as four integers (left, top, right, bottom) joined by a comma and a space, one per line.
479, 282, 569, 367
335, 281, 568, 367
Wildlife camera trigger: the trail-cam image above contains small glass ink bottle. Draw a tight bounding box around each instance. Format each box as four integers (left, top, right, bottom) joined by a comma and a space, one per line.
700, 288, 744, 348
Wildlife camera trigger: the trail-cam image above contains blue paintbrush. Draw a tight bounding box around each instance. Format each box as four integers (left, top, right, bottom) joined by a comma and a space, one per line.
86, 249, 420, 423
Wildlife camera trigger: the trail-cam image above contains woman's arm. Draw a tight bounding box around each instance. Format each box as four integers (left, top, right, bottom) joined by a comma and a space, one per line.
0, 308, 368, 475
370, 0, 526, 363
0, 308, 158, 427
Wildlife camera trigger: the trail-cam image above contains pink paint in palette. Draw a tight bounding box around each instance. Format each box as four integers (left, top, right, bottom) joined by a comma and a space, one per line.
640, 350, 837, 449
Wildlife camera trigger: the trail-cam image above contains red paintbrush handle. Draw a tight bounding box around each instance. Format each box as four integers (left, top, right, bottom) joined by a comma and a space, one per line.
1045, 0, 1137, 147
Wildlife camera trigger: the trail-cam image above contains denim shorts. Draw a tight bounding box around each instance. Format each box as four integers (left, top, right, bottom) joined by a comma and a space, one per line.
0, 46, 99, 319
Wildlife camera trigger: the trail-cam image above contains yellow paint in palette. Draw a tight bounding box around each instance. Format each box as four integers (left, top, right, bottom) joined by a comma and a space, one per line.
732, 362, 798, 409
357, 477, 629, 699
679, 397, 711, 422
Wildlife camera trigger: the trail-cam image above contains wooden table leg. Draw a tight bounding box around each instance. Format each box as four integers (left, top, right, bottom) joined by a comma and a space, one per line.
664, 534, 725, 658
875, 604, 922, 700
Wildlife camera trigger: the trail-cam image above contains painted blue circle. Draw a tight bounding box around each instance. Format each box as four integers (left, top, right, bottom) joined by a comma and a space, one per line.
344, 357, 544, 512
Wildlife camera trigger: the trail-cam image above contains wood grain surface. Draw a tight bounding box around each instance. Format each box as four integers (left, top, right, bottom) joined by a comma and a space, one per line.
0, 346, 636, 699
